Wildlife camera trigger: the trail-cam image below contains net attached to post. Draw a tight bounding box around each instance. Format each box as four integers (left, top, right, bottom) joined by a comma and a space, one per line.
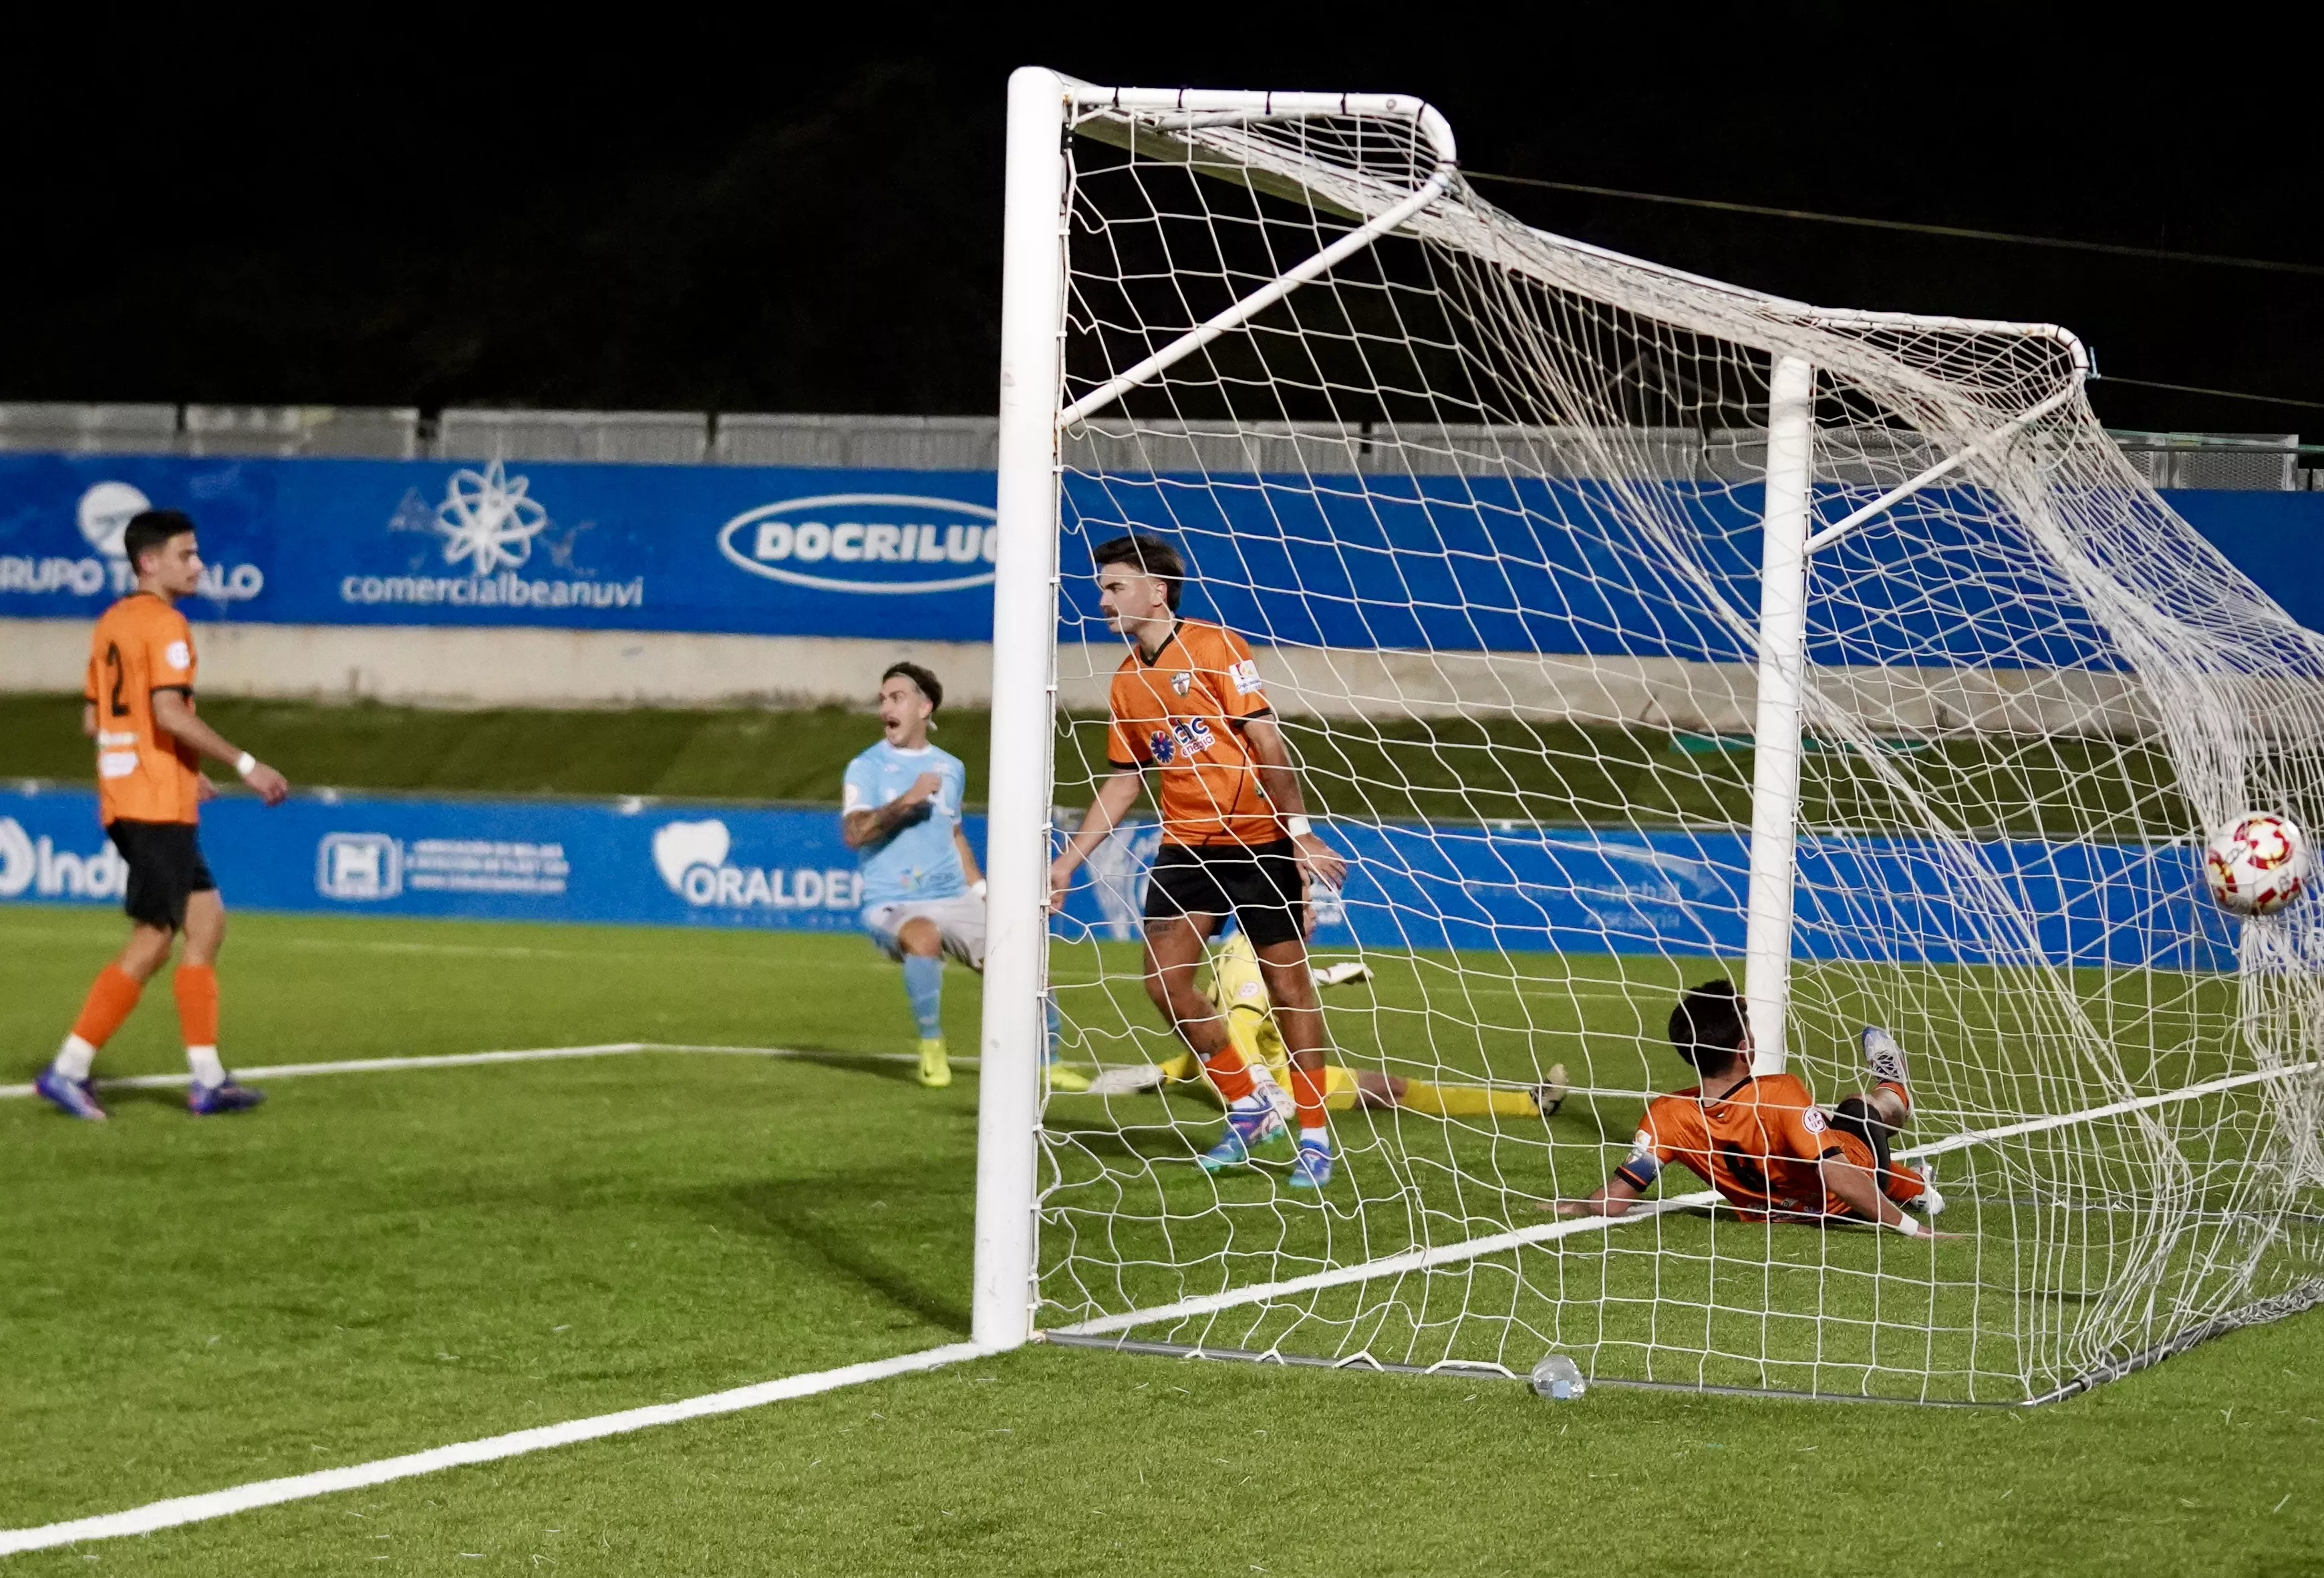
1028, 82, 2324, 1403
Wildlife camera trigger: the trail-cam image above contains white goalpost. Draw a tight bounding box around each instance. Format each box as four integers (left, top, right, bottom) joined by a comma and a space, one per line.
975, 67, 2324, 1403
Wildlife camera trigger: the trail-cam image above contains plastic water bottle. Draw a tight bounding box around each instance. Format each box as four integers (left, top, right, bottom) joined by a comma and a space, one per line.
1530, 1353, 1587, 1400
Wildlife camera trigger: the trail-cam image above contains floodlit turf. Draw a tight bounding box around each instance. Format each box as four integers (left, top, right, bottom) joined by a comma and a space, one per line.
1043, 946, 2316, 1404
5, 907, 2321, 1573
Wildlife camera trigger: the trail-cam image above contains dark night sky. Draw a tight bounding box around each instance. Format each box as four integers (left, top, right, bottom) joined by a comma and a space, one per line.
3, 9, 2314, 437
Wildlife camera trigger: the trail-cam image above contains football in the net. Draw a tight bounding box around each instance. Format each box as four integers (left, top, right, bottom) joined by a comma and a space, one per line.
2202, 812, 2309, 917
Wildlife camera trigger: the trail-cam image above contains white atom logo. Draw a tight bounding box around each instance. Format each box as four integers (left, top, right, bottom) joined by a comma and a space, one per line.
434, 460, 549, 573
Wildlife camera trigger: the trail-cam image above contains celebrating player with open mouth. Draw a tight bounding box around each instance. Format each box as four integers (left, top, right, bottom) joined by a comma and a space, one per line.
843, 662, 1088, 1092
1047, 534, 1348, 1189
36, 510, 291, 1122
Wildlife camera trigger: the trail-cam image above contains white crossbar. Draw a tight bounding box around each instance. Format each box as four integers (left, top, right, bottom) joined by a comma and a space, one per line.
1056, 167, 1455, 430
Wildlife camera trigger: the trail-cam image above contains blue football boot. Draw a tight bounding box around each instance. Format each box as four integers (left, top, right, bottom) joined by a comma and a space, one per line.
1199, 1102, 1289, 1173
1288, 1136, 1335, 1191
35, 1064, 107, 1122
188, 1078, 265, 1116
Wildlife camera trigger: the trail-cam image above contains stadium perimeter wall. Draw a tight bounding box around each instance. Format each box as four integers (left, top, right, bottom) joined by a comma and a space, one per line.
2, 445, 2319, 717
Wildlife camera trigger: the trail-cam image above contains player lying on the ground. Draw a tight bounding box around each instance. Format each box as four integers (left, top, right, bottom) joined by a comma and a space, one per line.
1557, 979, 1945, 1234
1048, 533, 1348, 1187
1105, 930, 1568, 1122
841, 661, 1087, 1092
37, 509, 291, 1122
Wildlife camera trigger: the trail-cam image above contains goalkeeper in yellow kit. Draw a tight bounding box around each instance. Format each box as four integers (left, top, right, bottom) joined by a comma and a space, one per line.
1134, 932, 1566, 1120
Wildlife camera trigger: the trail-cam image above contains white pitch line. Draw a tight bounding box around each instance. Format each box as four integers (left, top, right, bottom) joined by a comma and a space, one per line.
0, 1342, 996, 1557
0, 1042, 990, 1102
1050, 1190, 1723, 1339
0, 1043, 649, 1101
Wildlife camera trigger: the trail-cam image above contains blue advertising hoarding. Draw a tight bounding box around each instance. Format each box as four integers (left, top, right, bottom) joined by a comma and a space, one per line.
0, 454, 1002, 641
2, 783, 2232, 971
2, 450, 2317, 649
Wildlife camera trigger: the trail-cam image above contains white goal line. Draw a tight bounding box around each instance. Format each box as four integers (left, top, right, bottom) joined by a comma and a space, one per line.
1047, 1189, 1725, 1340
1895, 1057, 2324, 1163
1048, 1058, 2324, 1344
0, 1342, 998, 1557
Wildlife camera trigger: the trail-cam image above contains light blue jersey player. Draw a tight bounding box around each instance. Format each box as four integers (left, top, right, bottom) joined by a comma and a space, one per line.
841, 663, 1086, 1092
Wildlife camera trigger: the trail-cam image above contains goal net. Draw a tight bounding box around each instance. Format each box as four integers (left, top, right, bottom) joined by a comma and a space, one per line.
976, 69, 2324, 1404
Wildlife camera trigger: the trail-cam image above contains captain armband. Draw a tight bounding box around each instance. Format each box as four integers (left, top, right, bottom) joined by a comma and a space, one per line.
1612, 1131, 1662, 1190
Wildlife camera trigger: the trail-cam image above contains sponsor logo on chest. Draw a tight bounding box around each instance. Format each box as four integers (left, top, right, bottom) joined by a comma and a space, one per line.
1147, 718, 1217, 764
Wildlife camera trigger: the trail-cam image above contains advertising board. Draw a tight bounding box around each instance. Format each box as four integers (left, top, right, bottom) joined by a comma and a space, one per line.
3, 784, 2229, 970
5, 450, 2315, 651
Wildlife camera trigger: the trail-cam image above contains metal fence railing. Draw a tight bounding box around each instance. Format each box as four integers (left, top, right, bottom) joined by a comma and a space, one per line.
2110, 432, 2304, 492
0, 402, 2311, 488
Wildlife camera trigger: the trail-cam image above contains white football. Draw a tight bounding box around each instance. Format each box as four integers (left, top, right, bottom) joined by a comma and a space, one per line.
2202, 812, 2309, 917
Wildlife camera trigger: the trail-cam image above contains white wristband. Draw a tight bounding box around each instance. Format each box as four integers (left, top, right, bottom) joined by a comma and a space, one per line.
1285, 815, 1313, 838
1888, 1213, 1922, 1237
972, 879, 988, 899
234, 752, 258, 780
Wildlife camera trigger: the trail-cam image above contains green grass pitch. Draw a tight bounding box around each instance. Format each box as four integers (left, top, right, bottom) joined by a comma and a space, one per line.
5, 907, 2321, 1575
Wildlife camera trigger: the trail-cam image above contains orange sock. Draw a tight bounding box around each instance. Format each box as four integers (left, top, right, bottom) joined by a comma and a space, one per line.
174, 964, 219, 1049
1878, 1080, 1911, 1116
1202, 1046, 1256, 1104
1289, 1064, 1329, 1135
71, 965, 144, 1049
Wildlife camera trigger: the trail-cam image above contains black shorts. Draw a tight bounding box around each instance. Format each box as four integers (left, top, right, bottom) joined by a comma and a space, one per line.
1828, 1096, 1896, 1174
106, 820, 216, 930
1143, 838, 1305, 949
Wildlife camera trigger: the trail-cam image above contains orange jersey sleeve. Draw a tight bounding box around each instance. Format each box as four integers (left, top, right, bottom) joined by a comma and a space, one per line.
1615, 1094, 1703, 1192
1103, 621, 1285, 848
90, 595, 204, 825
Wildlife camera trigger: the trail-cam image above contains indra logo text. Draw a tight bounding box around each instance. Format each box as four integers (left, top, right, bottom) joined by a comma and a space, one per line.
0, 817, 128, 901
717, 494, 997, 595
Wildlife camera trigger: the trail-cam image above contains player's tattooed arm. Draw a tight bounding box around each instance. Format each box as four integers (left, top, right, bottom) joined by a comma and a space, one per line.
149, 689, 289, 806
1242, 716, 1348, 891
841, 772, 945, 848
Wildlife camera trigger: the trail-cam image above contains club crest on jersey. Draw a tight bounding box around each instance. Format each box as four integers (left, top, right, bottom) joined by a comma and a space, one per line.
1171, 670, 1193, 695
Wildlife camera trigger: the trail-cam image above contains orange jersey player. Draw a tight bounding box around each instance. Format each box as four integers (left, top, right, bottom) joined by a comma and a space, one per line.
34, 510, 291, 1123
1560, 980, 1946, 1236
1047, 533, 1349, 1189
